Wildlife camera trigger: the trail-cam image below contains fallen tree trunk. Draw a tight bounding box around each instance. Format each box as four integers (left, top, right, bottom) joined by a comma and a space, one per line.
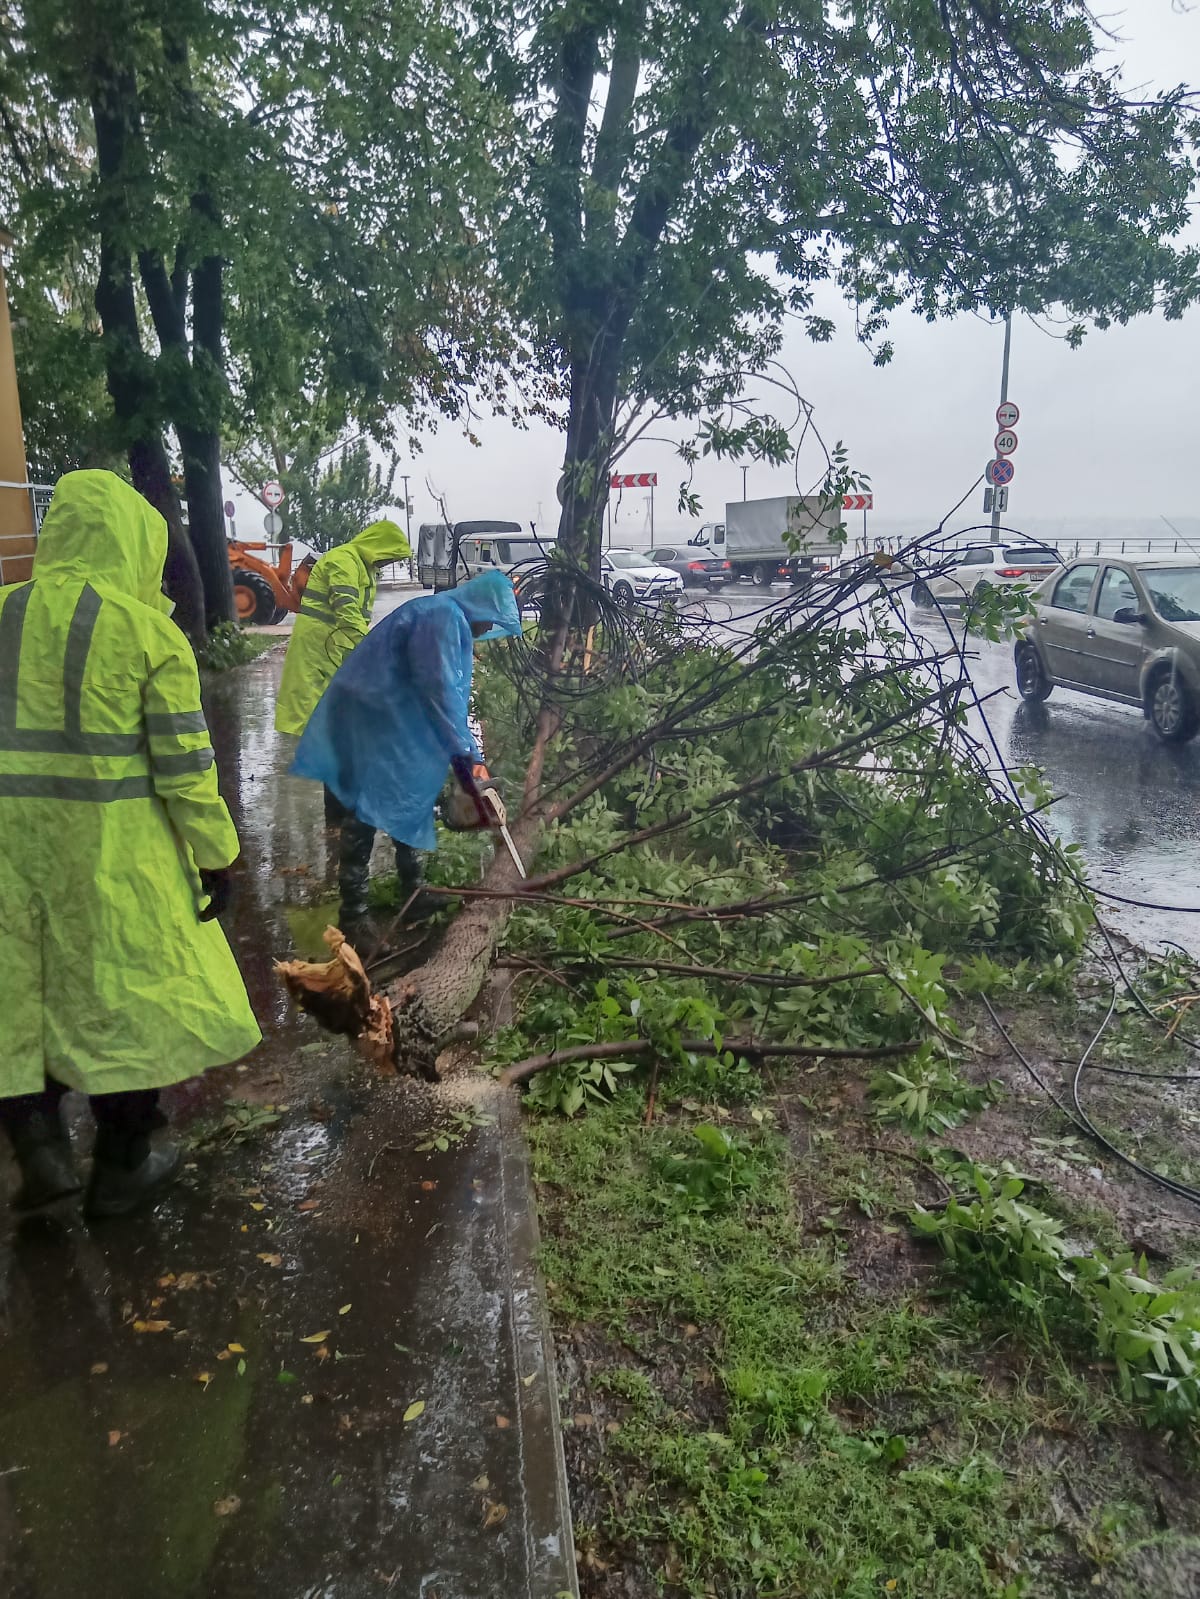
383, 812, 544, 1063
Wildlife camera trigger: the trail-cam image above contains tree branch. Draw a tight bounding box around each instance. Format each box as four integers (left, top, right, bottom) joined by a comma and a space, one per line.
528, 678, 969, 891
499, 1035, 921, 1087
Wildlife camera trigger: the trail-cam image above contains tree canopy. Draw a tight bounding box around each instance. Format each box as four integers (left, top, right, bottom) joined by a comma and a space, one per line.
3, 0, 1198, 603
2, 0, 513, 628
478, 0, 1200, 566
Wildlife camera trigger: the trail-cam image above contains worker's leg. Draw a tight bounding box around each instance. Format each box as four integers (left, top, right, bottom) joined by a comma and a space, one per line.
85, 1088, 180, 1220
391, 842, 443, 921
394, 842, 423, 897
0, 1078, 82, 1211
338, 814, 378, 928
323, 786, 350, 827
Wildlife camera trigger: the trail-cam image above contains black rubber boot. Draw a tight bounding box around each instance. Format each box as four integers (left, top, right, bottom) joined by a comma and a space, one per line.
84, 1093, 180, 1215
392, 843, 440, 923
6, 1109, 83, 1212
85, 1115, 181, 1221
2, 1085, 81, 1211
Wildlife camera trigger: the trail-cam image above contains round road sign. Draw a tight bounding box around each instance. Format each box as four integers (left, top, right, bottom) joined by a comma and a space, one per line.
994, 429, 1018, 456
262, 480, 285, 509
986, 458, 1015, 487
263, 509, 284, 537
223, 499, 236, 518
996, 401, 1020, 428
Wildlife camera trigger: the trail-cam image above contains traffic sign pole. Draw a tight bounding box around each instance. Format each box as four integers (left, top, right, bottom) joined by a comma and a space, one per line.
990, 313, 1011, 545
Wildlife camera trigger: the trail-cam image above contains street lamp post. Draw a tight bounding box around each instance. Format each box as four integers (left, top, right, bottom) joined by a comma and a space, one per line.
990, 313, 1012, 547
400, 473, 413, 580
741, 465, 749, 502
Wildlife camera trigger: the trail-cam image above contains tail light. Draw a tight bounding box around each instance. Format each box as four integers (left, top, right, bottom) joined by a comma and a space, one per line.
998, 567, 1026, 577
721, 561, 731, 570
686, 561, 706, 571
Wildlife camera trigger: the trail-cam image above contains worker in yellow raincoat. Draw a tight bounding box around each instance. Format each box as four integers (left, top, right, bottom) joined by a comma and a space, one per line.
0, 471, 261, 1218
274, 519, 411, 741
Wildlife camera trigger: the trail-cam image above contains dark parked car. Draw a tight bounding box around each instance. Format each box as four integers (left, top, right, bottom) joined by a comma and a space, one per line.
644, 546, 731, 589
1014, 555, 1200, 742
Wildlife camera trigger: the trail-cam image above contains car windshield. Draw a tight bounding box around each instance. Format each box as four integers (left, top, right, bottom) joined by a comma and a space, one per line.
607, 550, 648, 569
495, 540, 548, 564
1143, 568, 1200, 623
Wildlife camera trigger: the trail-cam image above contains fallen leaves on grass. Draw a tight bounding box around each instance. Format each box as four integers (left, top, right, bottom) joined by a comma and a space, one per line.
403, 1400, 425, 1423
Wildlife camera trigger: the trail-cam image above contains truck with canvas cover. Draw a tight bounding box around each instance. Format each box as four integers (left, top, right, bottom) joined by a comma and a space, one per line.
687, 495, 843, 587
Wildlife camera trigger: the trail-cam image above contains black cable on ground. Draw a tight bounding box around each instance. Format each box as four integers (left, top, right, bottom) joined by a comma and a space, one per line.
981, 992, 1200, 1209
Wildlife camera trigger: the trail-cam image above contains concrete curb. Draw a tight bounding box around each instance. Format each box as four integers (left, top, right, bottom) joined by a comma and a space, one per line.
499, 1086, 580, 1597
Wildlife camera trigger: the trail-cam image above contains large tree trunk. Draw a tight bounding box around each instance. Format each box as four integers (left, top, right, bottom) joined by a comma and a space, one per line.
90, 51, 205, 641
179, 422, 233, 629
138, 233, 234, 632
555, 345, 621, 578
129, 435, 206, 642
179, 239, 234, 629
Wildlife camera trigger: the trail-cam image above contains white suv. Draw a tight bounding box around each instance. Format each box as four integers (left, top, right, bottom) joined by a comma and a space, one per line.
912, 543, 1062, 609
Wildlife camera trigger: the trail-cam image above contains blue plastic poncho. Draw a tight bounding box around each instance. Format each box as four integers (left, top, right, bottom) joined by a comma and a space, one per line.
291, 571, 523, 850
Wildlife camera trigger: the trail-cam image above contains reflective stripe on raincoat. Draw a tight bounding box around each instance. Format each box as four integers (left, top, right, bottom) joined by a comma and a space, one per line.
273, 520, 411, 735
0, 470, 261, 1098
291, 571, 523, 850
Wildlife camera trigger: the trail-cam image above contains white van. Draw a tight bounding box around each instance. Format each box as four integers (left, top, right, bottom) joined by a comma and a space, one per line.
457, 531, 556, 580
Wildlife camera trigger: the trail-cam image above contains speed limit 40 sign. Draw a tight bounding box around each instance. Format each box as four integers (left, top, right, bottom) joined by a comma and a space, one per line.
994, 429, 1018, 456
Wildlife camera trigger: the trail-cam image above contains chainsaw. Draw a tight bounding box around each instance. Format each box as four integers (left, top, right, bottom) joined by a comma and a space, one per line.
443, 761, 527, 879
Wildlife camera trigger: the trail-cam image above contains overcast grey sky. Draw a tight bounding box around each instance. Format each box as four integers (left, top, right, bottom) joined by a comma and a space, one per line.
237, 3, 1200, 545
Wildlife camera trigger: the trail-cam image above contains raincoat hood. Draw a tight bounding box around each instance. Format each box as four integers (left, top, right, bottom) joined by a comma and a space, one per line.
352, 519, 411, 566
450, 570, 523, 641
33, 470, 169, 610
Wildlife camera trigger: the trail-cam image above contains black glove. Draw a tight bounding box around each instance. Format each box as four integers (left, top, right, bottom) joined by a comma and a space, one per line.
450, 753, 477, 790
198, 867, 234, 922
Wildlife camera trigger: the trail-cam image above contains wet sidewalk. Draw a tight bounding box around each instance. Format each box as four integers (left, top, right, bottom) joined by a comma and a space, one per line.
0, 648, 577, 1599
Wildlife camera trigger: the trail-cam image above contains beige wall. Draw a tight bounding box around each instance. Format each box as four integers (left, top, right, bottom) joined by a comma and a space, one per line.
0, 233, 36, 585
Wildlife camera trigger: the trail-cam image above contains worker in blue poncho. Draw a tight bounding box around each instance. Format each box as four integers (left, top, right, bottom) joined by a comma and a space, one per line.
292, 570, 523, 942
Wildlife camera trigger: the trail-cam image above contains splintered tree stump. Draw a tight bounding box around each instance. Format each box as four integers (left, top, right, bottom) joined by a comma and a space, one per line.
275, 928, 398, 1074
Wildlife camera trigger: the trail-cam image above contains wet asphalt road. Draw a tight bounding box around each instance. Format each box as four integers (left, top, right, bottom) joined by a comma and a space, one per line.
690, 583, 1200, 959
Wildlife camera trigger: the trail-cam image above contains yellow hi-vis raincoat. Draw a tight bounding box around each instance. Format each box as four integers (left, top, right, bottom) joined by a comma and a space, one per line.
273, 519, 411, 734
0, 470, 261, 1099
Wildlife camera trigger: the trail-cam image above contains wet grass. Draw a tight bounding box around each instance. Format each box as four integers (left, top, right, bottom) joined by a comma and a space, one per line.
530, 1047, 1200, 1599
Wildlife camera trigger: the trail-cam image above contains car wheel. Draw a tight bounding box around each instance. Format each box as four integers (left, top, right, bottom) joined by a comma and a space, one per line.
612, 580, 635, 607
912, 580, 933, 610
231, 569, 278, 625
1015, 643, 1052, 702
1148, 669, 1199, 743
